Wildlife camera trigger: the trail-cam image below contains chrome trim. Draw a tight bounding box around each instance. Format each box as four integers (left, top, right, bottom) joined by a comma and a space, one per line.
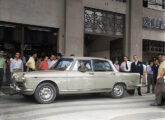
22, 89, 34, 92
60, 88, 112, 93
128, 84, 142, 87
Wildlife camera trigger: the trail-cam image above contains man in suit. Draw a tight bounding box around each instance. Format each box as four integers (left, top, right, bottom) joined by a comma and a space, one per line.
131, 55, 143, 96
152, 58, 159, 85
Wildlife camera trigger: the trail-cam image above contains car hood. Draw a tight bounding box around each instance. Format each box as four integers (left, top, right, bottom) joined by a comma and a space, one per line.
24, 70, 67, 78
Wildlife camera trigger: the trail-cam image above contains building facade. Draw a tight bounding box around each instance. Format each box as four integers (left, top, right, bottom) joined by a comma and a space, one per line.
0, 0, 165, 62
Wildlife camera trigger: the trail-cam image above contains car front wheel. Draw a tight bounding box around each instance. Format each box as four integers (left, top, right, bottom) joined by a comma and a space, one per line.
110, 84, 125, 98
34, 82, 56, 104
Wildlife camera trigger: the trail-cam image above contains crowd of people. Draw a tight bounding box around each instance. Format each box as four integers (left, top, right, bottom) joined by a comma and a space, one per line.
113, 55, 165, 106
0, 51, 63, 96
0, 51, 165, 106
114, 55, 144, 96
114, 56, 159, 94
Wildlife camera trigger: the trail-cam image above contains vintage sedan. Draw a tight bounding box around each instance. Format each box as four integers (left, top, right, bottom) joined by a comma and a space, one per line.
11, 57, 140, 104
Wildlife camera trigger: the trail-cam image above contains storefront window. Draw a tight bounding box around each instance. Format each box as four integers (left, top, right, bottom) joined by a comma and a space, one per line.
143, 40, 165, 53
143, 39, 165, 62
84, 8, 124, 36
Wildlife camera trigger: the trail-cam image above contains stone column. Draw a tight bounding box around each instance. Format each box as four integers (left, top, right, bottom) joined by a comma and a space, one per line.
129, 0, 143, 61
123, 0, 130, 58
57, 28, 65, 54
65, 0, 84, 56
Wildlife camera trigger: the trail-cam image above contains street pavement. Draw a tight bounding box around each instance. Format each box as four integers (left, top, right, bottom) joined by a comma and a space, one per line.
0, 88, 165, 120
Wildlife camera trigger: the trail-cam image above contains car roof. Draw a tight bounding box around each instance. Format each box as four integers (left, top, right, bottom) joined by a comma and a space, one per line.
63, 56, 112, 62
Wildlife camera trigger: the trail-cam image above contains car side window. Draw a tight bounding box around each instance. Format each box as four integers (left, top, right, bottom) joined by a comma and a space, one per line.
54, 58, 73, 71
72, 60, 92, 71
78, 60, 92, 71
93, 60, 113, 72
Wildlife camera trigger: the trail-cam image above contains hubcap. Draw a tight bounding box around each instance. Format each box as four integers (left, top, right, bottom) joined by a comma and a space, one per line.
113, 85, 124, 97
39, 86, 53, 102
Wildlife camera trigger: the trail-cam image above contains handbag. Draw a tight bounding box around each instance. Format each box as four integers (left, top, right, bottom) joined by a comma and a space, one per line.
157, 77, 165, 84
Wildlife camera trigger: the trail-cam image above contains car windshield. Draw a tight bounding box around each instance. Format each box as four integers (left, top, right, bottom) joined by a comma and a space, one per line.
54, 58, 73, 71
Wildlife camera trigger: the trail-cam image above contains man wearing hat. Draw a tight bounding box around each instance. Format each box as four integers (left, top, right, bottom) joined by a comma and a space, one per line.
0, 51, 6, 96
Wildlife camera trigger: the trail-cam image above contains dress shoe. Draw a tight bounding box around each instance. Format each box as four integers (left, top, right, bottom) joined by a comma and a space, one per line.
138, 93, 142, 96
150, 103, 162, 106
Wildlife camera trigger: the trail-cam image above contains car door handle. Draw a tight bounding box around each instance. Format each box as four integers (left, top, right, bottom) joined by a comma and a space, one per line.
89, 73, 94, 75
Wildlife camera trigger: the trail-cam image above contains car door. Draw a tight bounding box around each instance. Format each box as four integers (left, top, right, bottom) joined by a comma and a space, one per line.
67, 59, 95, 92
92, 60, 116, 90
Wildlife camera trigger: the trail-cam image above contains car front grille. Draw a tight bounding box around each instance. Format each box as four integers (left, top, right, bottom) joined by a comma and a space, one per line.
16, 82, 25, 88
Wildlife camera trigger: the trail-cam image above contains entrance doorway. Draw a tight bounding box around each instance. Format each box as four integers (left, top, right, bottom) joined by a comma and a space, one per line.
0, 24, 19, 53
0, 22, 58, 59
84, 8, 125, 62
110, 38, 123, 63
84, 34, 123, 62
24, 26, 58, 58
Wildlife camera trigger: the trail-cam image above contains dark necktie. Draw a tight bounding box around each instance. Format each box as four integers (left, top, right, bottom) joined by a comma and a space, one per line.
126, 62, 128, 70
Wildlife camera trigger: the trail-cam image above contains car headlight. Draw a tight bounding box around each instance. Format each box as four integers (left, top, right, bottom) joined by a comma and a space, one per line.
12, 74, 19, 79
21, 73, 26, 82
21, 76, 26, 82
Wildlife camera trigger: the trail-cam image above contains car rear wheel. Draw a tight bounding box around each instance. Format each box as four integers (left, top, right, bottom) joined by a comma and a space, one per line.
110, 84, 125, 98
34, 82, 56, 104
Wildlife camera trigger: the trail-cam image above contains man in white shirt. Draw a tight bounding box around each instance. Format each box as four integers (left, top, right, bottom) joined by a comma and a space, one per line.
48, 54, 56, 69
10, 52, 23, 73
146, 61, 154, 93
120, 56, 132, 72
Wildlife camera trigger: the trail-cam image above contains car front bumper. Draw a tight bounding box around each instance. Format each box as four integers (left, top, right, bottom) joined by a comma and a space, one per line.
128, 84, 145, 87
10, 81, 33, 94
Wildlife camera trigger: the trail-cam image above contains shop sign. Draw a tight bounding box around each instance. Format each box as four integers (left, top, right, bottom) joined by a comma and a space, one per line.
143, 17, 165, 30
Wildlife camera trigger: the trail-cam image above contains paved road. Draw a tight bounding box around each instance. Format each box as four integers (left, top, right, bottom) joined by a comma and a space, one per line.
0, 92, 165, 120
